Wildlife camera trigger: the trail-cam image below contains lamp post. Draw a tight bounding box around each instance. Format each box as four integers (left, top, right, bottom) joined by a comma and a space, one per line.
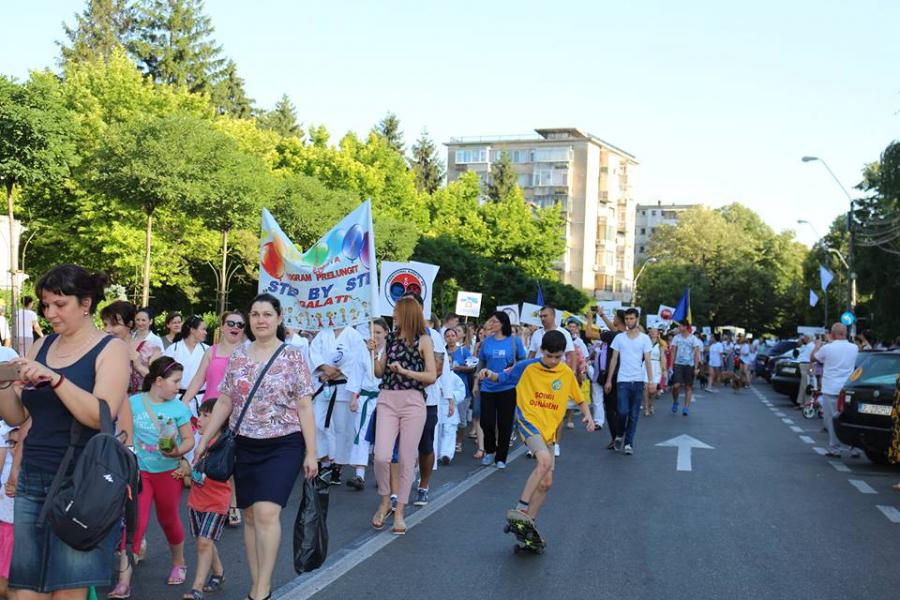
632, 257, 657, 304
802, 156, 857, 332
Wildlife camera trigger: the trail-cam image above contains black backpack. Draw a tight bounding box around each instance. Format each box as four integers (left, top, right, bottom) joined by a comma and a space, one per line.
39, 399, 139, 552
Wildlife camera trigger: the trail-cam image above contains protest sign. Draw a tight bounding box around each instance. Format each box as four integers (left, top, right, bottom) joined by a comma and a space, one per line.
497, 304, 520, 325
259, 202, 378, 332
379, 261, 440, 319
520, 303, 543, 326
455, 291, 483, 318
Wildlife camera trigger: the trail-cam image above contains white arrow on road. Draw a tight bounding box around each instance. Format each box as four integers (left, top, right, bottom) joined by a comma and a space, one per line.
655, 434, 714, 472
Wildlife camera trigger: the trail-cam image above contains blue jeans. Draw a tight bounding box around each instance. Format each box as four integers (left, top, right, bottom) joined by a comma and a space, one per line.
616, 381, 645, 445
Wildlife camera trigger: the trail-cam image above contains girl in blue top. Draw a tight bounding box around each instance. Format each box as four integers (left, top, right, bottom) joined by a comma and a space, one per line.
445, 326, 475, 453
477, 311, 526, 468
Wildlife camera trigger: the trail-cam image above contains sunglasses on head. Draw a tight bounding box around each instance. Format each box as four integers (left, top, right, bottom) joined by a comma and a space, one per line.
225, 320, 245, 329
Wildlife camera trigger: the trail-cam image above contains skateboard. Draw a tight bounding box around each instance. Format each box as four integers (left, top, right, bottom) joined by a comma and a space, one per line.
504, 509, 546, 554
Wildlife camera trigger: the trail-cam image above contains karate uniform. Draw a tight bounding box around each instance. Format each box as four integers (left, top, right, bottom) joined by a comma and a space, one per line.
345, 347, 381, 467
309, 326, 367, 463
434, 367, 464, 464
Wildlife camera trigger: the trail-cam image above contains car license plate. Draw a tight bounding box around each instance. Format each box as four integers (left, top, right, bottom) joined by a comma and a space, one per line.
782, 367, 796, 374
858, 403, 892, 416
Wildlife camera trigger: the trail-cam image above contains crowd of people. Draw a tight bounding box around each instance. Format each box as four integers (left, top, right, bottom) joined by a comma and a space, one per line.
3, 262, 896, 600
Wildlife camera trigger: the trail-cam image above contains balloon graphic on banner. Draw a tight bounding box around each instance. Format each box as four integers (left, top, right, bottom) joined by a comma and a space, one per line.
303, 240, 330, 267
359, 231, 372, 268
342, 224, 364, 260
260, 242, 285, 278
326, 228, 345, 258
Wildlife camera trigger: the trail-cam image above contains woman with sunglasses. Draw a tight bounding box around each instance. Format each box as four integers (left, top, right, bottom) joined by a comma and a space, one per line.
181, 310, 247, 526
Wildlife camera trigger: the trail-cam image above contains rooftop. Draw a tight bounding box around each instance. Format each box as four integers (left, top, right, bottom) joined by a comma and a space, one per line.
446, 127, 637, 161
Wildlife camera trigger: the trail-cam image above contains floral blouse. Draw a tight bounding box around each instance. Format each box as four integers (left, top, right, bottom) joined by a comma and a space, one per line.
129, 339, 161, 393
218, 344, 315, 439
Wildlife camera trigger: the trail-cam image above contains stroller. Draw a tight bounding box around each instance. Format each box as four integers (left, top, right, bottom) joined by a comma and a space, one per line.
801, 369, 822, 419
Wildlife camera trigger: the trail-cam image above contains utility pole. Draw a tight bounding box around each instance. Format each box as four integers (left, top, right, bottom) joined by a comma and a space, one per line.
847, 201, 857, 336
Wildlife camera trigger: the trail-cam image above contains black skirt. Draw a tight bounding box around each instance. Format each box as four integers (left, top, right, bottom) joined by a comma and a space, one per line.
234, 432, 305, 508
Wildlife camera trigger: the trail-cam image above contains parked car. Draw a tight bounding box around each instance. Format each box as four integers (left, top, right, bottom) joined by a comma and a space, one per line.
834, 351, 900, 465
757, 339, 799, 381
771, 350, 802, 399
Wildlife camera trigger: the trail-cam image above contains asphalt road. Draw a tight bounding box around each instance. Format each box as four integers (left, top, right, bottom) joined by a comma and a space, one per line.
122, 383, 900, 600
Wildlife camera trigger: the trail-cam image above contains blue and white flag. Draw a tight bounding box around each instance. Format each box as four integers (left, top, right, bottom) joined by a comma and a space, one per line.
809, 289, 819, 307
819, 265, 834, 291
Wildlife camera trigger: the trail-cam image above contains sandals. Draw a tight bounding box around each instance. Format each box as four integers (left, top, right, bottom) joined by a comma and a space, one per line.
455, 443, 463, 453
371, 511, 389, 530
108, 582, 131, 599
204, 572, 225, 593
168, 563, 188, 585
227, 507, 242, 527
183, 591, 204, 600
473, 449, 485, 460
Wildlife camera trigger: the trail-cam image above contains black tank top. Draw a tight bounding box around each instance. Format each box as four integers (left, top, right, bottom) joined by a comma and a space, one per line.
22, 333, 114, 474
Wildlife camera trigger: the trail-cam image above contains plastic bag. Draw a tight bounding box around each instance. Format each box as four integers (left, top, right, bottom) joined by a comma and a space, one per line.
293, 475, 329, 573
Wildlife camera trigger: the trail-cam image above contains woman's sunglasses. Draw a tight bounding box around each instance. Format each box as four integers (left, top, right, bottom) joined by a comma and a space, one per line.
225, 320, 245, 329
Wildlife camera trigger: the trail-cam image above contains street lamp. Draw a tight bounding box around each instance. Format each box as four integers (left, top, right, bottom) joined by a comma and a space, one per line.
802, 156, 857, 331
632, 257, 657, 303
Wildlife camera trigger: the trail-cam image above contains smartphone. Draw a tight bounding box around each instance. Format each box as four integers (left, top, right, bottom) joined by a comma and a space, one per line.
0, 362, 21, 382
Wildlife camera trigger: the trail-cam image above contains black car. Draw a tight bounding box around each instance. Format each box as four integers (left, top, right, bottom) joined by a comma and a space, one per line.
771, 351, 802, 399
834, 352, 900, 465
757, 340, 799, 381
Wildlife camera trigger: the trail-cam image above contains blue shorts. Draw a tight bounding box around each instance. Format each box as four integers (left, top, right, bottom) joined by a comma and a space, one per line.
10, 466, 120, 593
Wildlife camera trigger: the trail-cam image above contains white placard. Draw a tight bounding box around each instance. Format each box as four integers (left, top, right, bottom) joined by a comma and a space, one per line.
455, 291, 483, 318
497, 304, 520, 325
646, 315, 663, 330
797, 326, 827, 337
520, 303, 543, 326
379, 261, 439, 319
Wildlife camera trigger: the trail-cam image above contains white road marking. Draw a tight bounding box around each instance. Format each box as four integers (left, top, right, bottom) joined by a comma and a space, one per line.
782, 418, 795, 424
849, 479, 877, 494
877, 506, 900, 523
829, 461, 851, 472
774, 411, 786, 417
655, 434, 715, 472
813, 447, 827, 455
790, 426, 804, 433
799, 435, 815, 444
278, 445, 527, 599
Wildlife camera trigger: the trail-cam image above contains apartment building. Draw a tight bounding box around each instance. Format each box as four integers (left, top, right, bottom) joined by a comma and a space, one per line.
445, 128, 638, 302
634, 201, 698, 263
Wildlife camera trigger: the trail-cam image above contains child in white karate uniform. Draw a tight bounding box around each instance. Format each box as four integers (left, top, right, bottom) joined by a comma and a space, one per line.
435, 367, 465, 465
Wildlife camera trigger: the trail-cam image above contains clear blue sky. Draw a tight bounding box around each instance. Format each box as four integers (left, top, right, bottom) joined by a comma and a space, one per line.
2, 0, 899, 247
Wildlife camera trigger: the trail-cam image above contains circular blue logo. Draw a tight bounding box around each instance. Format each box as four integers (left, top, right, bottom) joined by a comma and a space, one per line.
840, 311, 856, 326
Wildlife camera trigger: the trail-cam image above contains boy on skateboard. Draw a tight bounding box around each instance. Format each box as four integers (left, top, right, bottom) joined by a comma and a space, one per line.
479, 330, 594, 546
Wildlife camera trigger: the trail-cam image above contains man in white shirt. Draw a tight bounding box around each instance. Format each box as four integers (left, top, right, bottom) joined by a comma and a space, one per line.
795, 334, 816, 408
527, 305, 575, 361
15, 296, 43, 357
707, 333, 724, 391
810, 324, 859, 457
604, 308, 656, 455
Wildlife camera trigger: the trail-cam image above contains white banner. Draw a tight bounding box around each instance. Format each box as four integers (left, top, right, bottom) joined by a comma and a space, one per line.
259, 203, 378, 332
455, 291, 483, 318
379, 261, 439, 320
520, 302, 543, 326
497, 304, 520, 325
646, 314, 664, 330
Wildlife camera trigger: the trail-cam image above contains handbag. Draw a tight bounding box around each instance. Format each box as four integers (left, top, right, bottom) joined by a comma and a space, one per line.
197, 344, 286, 482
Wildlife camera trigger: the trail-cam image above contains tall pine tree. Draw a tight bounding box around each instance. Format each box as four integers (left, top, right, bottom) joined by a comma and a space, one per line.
130, 0, 226, 95
258, 94, 303, 139
374, 111, 404, 154
59, 0, 136, 64
410, 129, 444, 193
484, 151, 518, 201
211, 60, 253, 117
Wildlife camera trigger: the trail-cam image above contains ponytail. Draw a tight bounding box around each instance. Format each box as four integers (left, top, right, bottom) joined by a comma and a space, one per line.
142, 356, 183, 392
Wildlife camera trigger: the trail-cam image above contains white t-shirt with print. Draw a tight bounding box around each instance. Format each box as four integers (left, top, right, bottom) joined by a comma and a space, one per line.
610, 332, 652, 383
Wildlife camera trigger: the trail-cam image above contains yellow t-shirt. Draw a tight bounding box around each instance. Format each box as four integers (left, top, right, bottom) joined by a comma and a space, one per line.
496, 358, 584, 444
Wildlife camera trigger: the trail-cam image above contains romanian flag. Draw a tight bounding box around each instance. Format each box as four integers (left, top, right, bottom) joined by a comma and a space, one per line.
672, 288, 692, 325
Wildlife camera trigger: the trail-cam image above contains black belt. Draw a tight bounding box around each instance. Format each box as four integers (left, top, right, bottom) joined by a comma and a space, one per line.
178, 388, 205, 396
312, 379, 348, 429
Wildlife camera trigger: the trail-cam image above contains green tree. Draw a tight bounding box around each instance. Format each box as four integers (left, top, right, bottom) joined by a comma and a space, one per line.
409, 129, 444, 193
210, 59, 253, 118
258, 94, 302, 139
373, 111, 404, 154
130, 0, 226, 94
92, 112, 222, 305
0, 73, 75, 342
307, 123, 329, 148
484, 151, 518, 202
60, 0, 136, 64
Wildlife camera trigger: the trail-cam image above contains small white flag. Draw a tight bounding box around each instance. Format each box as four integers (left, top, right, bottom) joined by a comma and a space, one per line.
819, 265, 834, 291
809, 289, 819, 307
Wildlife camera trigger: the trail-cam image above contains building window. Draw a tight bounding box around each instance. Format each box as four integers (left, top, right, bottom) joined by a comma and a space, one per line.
532, 147, 572, 163
651, 227, 656, 234
533, 168, 568, 187
640, 210, 645, 216
517, 173, 530, 187
640, 228, 646, 235
455, 148, 488, 163
651, 210, 656, 216
639, 245, 644, 253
